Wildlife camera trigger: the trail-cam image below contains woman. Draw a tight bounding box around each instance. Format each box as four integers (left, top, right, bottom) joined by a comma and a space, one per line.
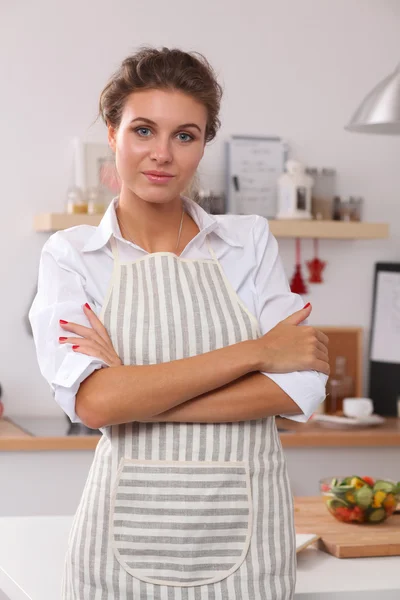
30, 47, 329, 599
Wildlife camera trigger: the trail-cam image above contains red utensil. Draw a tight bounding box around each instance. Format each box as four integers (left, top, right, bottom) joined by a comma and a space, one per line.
290, 238, 308, 294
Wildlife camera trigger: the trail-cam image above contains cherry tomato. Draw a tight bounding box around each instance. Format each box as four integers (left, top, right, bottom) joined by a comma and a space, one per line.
362, 476, 375, 487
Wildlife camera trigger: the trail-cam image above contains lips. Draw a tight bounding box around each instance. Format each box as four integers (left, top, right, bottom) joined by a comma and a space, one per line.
143, 171, 174, 177
143, 171, 175, 184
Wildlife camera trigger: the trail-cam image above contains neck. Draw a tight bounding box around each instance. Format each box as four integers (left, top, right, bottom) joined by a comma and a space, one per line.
116, 187, 185, 253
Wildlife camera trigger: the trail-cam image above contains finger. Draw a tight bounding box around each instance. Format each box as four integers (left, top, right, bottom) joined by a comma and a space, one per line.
315, 330, 329, 347
283, 303, 312, 326
59, 320, 109, 352
59, 336, 87, 345
71, 341, 112, 366
316, 340, 329, 357
83, 303, 111, 343
311, 358, 330, 376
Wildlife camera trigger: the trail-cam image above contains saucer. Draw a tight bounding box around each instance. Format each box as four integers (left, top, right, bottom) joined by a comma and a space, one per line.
312, 413, 385, 428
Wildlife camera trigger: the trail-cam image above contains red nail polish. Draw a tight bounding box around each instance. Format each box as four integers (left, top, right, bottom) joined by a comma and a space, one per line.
304, 302, 311, 309
84, 303, 91, 310
59, 337, 67, 341
60, 319, 68, 324
72, 345, 79, 350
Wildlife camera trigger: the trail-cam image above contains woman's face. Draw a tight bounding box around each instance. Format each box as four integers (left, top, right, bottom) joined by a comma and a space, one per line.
108, 88, 207, 205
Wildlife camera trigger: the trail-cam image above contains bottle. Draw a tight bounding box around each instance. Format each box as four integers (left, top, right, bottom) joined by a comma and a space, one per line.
326, 356, 355, 415
332, 196, 341, 220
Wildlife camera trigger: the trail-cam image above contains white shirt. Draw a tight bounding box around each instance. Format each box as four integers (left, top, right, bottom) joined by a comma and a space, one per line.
29, 196, 327, 424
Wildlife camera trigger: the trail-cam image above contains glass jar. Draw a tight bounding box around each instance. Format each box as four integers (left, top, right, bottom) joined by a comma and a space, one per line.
308, 167, 336, 220
87, 186, 106, 215
349, 196, 363, 221
339, 198, 352, 221
66, 185, 88, 214
326, 356, 355, 414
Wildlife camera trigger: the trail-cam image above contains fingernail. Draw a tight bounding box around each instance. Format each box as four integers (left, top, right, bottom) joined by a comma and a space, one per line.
60, 319, 68, 324
72, 345, 79, 350
84, 303, 91, 310
304, 302, 311, 309
59, 337, 67, 341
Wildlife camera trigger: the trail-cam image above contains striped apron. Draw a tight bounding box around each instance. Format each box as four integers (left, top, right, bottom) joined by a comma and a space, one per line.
62, 234, 296, 599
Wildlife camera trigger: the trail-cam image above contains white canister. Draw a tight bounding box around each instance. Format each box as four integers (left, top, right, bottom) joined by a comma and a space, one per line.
277, 160, 313, 220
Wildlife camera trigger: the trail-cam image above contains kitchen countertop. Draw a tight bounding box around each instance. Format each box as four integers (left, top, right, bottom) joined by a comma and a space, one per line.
1, 499, 399, 599
1, 415, 400, 451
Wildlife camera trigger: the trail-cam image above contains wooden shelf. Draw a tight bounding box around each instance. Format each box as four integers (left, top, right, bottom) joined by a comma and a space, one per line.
34, 213, 389, 239
34, 213, 102, 232
269, 219, 389, 239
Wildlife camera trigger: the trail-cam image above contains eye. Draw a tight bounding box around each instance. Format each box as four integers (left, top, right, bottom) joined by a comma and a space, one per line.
134, 127, 152, 137
177, 132, 194, 142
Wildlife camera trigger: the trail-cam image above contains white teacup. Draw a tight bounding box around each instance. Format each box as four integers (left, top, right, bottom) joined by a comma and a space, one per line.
343, 397, 374, 418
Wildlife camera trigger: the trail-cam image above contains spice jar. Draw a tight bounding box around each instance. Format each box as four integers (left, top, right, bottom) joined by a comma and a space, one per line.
66, 186, 88, 214
308, 167, 336, 220
349, 196, 363, 221
87, 186, 106, 215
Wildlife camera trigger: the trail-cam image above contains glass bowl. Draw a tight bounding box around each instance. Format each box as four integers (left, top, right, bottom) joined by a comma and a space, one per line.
319, 475, 400, 524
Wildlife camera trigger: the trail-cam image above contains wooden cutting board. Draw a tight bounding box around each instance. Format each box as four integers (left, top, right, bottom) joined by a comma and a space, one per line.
294, 496, 400, 558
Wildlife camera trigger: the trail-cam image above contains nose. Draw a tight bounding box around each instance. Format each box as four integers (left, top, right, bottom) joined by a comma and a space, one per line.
149, 136, 173, 164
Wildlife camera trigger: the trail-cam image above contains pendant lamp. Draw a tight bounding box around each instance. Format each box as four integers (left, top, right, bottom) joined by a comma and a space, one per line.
345, 63, 400, 134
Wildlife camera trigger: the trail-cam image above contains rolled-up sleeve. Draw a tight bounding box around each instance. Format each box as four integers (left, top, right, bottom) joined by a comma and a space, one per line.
29, 235, 108, 423
252, 216, 328, 422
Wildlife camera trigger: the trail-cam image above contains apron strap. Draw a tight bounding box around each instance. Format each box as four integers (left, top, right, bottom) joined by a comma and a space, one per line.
205, 236, 219, 263
109, 235, 120, 263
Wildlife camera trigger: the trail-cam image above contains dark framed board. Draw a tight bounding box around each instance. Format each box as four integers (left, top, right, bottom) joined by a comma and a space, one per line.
368, 262, 400, 416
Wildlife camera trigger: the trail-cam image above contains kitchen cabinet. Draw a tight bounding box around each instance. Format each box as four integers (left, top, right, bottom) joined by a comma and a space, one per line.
2, 416, 400, 515
1, 503, 399, 600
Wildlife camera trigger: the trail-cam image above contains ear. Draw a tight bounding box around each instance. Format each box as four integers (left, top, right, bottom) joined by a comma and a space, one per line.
200, 139, 206, 159
107, 124, 117, 153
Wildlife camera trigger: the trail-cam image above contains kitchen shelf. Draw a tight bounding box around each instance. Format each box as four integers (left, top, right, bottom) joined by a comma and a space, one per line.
34, 213, 102, 231
34, 213, 389, 239
269, 219, 389, 239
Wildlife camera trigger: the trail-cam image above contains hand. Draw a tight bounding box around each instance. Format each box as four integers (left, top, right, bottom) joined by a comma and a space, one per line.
254, 303, 330, 375
58, 303, 122, 367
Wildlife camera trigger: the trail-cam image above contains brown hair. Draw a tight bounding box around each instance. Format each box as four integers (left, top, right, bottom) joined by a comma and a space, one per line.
98, 46, 223, 143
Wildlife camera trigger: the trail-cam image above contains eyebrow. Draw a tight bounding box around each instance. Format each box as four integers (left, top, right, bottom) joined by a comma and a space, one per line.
129, 117, 202, 134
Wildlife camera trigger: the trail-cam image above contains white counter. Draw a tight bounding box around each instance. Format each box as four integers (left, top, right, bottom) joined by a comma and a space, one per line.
0, 516, 399, 599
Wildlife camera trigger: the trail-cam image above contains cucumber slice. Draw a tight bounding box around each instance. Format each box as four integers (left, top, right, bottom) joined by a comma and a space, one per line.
373, 480, 395, 493
332, 485, 355, 494
340, 477, 353, 485
327, 497, 350, 511
331, 477, 339, 488
355, 485, 373, 508
368, 508, 386, 523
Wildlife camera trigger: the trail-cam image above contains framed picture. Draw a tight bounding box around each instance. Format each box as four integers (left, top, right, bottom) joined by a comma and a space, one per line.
368, 262, 400, 416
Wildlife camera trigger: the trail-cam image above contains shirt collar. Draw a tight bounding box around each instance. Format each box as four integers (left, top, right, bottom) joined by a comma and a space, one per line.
82, 195, 244, 253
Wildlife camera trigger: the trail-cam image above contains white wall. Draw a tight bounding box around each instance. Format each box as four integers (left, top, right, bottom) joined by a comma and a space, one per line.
1, 0, 400, 418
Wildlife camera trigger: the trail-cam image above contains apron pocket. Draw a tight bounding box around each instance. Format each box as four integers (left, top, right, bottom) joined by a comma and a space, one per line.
110, 458, 253, 587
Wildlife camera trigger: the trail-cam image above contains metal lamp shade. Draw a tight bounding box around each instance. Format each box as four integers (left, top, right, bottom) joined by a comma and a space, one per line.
345, 63, 400, 134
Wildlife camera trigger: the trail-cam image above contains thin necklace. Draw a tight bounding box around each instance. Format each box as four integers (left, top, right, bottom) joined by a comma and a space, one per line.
118, 207, 185, 253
